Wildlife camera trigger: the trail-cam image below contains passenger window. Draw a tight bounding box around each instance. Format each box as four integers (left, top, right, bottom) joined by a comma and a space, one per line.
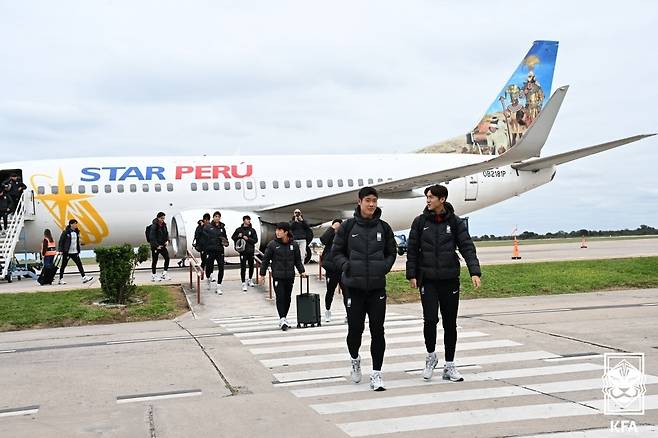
337, 179, 344, 187
50, 186, 57, 195
327, 180, 333, 187
284, 180, 290, 189
117, 184, 125, 193
377, 178, 383, 183
154, 183, 161, 192
306, 180, 312, 188
357, 178, 363, 186
142, 184, 149, 192
213, 182, 220, 190
347, 179, 354, 187
235, 181, 242, 190
295, 180, 301, 188
104, 185, 111, 193
224, 182, 231, 190
260, 181, 266, 189
202, 182, 209, 191
191, 183, 197, 191
38, 186, 45, 195
166, 183, 174, 192
273, 181, 279, 189
65, 185, 72, 194
368, 178, 373, 185
246, 181, 253, 190
129, 184, 136, 193
317, 179, 323, 188
92, 185, 99, 194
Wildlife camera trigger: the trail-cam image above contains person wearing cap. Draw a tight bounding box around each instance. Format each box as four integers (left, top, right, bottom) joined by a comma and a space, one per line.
331, 187, 397, 391
231, 215, 259, 292
57, 219, 94, 285
259, 222, 306, 331
290, 209, 311, 264
406, 184, 481, 383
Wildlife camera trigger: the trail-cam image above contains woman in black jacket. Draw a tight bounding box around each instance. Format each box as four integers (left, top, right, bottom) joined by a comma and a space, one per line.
259, 222, 306, 331
320, 219, 346, 322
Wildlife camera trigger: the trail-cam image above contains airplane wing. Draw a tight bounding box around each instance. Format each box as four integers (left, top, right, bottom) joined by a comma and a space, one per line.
511, 134, 655, 171
257, 86, 569, 224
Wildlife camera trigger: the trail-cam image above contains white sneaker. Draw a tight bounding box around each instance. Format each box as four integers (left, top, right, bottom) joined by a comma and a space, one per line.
152, 274, 159, 282
370, 370, 385, 391
58, 279, 66, 285
241, 282, 247, 292
279, 317, 289, 331
350, 356, 362, 383
443, 363, 464, 382
247, 279, 255, 287
215, 285, 223, 295
160, 271, 171, 281
325, 309, 332, 322
422, 352, 439, 380
82, 276, 94, 284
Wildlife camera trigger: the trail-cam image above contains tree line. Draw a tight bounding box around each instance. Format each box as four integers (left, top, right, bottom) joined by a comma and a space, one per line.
473, 224, 658, 241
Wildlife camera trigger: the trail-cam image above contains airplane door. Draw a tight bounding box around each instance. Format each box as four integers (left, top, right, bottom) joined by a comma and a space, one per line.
243, 178, 257, 201
465, 175, 478, 201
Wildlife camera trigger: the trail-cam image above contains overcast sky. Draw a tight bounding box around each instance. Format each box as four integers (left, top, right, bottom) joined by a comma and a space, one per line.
1, 1, 656, 236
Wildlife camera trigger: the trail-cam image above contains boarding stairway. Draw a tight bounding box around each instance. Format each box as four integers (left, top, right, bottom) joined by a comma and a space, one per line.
0, 192, 29, 278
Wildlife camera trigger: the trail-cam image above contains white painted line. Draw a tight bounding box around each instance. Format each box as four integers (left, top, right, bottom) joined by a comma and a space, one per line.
0, 406, 39, 418
240, 325, 423, 345
311, 375, 658, 415
291, 362, 603, 398
273, 377, 347, 387
337, 395, 658, 437
274, 350, 560, 383
116, 390, 202, 404
261, 339, 521, 368
544, 354, 601, 362
222, 314, 415, 331
480, 308, 572, 316
233, 317, 423, 336
0, 349, 17, 354
250, 331, 489, 355
641, 303, 658, 307
211, 312, 399, 324
106, 336, 191, 345
518, 425, 658, 437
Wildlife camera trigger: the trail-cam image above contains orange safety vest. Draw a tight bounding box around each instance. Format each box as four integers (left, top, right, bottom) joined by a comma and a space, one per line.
44, 239, 57, 257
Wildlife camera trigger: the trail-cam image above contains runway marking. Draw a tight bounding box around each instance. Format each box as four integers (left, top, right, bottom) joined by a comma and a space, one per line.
0, 405, 39, 418
261, 339, 521, 368
544, 354, 602, 362
116, 389, 202, 404
0, 349, 16, 354
273, 377, 347, 387
337, 395, 658, 437
273, 350, 560, 383
250, 331, 489, 355
478, 308, 572, 316
290, 362, 603, 398
239, 324, 425, 345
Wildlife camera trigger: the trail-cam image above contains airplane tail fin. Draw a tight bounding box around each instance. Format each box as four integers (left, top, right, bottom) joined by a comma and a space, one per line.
420, 40, 559, 156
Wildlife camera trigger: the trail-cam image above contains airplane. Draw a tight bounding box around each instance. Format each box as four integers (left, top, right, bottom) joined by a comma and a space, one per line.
0, 40, 654, 277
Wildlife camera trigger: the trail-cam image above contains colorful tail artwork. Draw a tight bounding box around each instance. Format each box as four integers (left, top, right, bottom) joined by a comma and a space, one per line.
420, 40, 559, 155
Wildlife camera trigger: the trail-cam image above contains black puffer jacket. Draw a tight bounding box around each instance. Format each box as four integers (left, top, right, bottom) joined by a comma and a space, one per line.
406, 202, 481, 282
320, 227, 338, 274
290, 217, 311, 241
58, 225, 81, 254
332, 207, 397, 291
0, 192, 10, 212
203, 221, 228, 253
149, 219, 169, 249
231, 225, 258, 254
193, 223, 206, 251
259, 237, 305, 280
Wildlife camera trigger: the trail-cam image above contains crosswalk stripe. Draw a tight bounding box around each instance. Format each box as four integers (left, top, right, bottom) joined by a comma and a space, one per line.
544, 354, 602, 362
290, 363, 603, 398
261, 339, 521, 368
239, 325, 425, 345
311, 375, 658, 414
337, 395, 658, 437
222, 314, 415, 331
211, 312, 400, 325
250, 331, 489, 355
235, 318, 424, 338
273, 350, 560, 383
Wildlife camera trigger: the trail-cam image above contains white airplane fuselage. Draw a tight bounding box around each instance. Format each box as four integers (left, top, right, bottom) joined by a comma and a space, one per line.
3, 154, 555, 257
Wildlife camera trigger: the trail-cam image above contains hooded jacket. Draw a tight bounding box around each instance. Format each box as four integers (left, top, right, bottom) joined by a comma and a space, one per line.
406, 202, 481, 282
202, 221, 228, 253
259, 236, 305, 280
320, 227, 338, 274
149, 218, 169, 249
332, 206, 397, 291
58, 225, 81, 255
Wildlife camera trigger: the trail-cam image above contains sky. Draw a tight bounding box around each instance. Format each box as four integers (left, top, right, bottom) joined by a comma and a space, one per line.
1, 0, 657, 237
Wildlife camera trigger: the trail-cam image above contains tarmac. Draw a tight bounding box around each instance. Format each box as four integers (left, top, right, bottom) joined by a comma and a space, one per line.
0, 239, 657, 437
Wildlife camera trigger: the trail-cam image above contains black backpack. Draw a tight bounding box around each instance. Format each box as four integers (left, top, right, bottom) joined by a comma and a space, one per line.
145, 224, 152, 243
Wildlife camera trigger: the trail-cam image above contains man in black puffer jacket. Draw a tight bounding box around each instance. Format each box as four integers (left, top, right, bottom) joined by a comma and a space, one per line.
203, 211, 229, 294
259, 222, 306, 331
319, 219, 345, 322
332, 187, 397, 392
406, 184, 481, 383
232, 215, 259, 291
149, 212, 171, 282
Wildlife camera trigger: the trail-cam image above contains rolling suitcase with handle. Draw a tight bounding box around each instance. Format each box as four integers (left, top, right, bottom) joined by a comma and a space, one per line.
296, 275, 321, 328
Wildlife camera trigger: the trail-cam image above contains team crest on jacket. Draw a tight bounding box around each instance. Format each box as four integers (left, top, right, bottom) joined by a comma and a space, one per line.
446, 225, 452, 234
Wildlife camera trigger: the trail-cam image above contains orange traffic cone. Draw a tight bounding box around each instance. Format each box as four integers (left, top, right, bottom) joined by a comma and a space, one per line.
511, 238, 521, 259
580, 236, 588, 249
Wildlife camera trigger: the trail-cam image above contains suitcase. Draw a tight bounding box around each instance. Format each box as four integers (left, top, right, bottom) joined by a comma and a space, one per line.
296, 275, 321, 328
37, 255, 60, 286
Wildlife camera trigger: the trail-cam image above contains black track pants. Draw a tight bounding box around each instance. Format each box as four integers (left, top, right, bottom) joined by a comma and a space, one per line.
346, 288, 386, 371
420, 278, 460, 362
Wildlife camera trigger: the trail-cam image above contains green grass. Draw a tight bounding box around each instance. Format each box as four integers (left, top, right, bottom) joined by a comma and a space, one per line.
0, 285, 188, 332
474, 235, 658, 247
387, 256, 658, 303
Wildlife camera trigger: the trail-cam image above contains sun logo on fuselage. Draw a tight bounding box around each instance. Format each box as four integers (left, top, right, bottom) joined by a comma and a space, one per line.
30, 169, 109, 245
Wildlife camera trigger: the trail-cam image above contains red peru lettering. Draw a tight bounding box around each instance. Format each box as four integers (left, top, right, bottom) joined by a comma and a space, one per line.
231, 164, 253, 178
212, 165, 231, 179
195, 166, 212, 179
176, 166, 194, 179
